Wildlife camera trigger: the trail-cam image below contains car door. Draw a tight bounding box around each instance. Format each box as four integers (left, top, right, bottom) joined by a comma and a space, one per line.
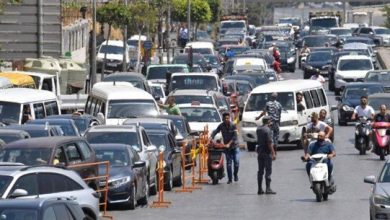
140, 129, 157, 182
7, 173, 38, 199
168, 134, 181, 178
76, 140, 97, 188
297, 90, 314, 131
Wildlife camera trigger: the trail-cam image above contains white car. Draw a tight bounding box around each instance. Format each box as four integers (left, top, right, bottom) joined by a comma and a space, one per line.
334, 55, 374, 95
149, 83, 166, 104
97, 40, 130, 73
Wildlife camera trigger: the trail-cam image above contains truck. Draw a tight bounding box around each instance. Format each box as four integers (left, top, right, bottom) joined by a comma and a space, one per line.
308, 11, 342, 33
219, 15, 248, 36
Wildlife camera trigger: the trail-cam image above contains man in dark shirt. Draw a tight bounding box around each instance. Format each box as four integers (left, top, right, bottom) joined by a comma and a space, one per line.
256, 116, 276, 195
296, 92, 305, 112
211, 112, 239, 184
374, 104, 390, 122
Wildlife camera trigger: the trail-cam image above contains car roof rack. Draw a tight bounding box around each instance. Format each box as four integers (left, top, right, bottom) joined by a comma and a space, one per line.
20, 164, 68, 171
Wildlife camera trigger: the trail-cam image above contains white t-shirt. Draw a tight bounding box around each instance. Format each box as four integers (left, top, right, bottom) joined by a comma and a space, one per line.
306, 121, 328, 133
310, 75, 325, 84
354, 105, 375, 118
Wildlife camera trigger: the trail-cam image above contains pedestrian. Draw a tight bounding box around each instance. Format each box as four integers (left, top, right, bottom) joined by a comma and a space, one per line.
158, 96, 181, 116
256, 116, 277, 195
210, 112, 240, 184
255, 92, 282, 150
178, 23, 189, 48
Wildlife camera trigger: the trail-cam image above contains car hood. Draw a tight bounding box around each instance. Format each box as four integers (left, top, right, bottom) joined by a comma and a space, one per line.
341, 99, 360, 107
336, 70, 370, 79
99, 165, 132, 179
307, 61, 330, 68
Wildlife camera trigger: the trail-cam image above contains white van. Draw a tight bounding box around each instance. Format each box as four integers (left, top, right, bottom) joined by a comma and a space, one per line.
0, 88, 60, 124
241, 80, 332, 151
85, 82, 159, 125
10, 71, 59, 96
184, 42, 215, 55
97, 40, 129, 73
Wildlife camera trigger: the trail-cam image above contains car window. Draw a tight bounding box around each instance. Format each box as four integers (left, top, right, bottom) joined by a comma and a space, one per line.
11, 174, 38, 197
43, 207, 57, 220
65, 143, 82, 163
77, 141, 92, 160
38, 173, 83, 194
54, 147, 67, 165
310, 90, 321, 108
0, 209, 38, 220
317, 89, 327, 106
303, 91, 314, 109
0, 175, 12, 197
53, 204, 74, 220
45, 101, 59, 116
33, 103, 45, 119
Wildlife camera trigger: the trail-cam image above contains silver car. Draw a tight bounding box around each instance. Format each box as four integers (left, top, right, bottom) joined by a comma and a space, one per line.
0, 164, 99, 220
364, 161, 390, 220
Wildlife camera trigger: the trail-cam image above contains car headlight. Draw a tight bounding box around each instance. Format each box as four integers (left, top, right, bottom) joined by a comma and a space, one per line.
373, 195, 390, 206
287, 57, 295, 63
280, 120, 298, 126
109, 176, 131, 188
342, 105, 354, 111
242, 121, 257, 127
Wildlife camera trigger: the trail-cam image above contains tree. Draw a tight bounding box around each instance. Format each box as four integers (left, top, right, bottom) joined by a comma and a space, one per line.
381, 4, 390, 28
207, 0, 221, 23
128, 2, 157, 72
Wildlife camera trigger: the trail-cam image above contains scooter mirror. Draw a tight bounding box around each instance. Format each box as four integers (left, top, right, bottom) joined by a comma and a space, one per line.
386, 129, 390, 136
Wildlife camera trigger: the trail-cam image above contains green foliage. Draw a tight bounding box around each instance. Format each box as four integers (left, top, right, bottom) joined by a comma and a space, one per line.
172, 0, 211, 24
381, 5, 390, 29
207, 0, 220, 23
97, 1, 131, 28
128, 1, 157, 33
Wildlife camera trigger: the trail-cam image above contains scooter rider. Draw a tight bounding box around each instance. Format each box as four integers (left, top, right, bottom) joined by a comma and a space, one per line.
374, 104, 390, 122
211, 112, 239, 184
303, 112, 333, 153
302, 131, 336, 179
351, 95, 375, 121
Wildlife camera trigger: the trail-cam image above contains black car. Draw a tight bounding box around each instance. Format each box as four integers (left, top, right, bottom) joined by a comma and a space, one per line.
144, 127, 182, 191
259, 41, 297, 72
0, 124, 64, 137
102, 72, 151, 94
91, 143, 148, 209
26, 118, 80, 136
240, 49, 275, 69
227, 71, 269, 87
363, 70, 390, 93
0, 197, 86, 220
302, 50, 332, 79
336, 82, 384, 126
46, 114, 100, 136
171, 53, 210, 72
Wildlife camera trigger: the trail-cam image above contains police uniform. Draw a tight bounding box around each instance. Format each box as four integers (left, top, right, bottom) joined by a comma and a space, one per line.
264, 100, 282, 149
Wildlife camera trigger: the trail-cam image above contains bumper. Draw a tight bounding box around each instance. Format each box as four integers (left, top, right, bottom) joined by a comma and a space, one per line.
371, 203, 390, 220
241, 125, 301, 144
105, 183, 133, 204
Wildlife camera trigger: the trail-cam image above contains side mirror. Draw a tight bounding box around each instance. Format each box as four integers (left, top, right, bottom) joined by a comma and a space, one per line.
97, 112, 105, 124
331, 105, 338, 111
146, 145, 157, 152
10, 189, 28, 198
364, 175, 376, 184
133, 161, 146, 168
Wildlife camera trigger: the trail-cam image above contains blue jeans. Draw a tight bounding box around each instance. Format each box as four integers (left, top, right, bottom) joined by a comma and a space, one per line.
306, 159, 333, 178
225, 147, 240, 181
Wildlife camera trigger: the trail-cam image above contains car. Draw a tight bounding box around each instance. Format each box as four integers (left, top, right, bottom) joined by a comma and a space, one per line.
45, 113, 100, 136
227, 71, 270, 87
298, 35, 338, 49
146, 64, 189, 90
91, 143, 148, 209
102, 72, 152, 94
143, 127, 182, 191
0, 165, 99, 219
258, 41, 296, 72
167, 89, 224, 112
150, 83, 167, 104
233, 57, 267, 72
84, 125, 158, 195
302, 50, 332, 79
171, 53, 210, 72
168, 73, 221, 93
343, 42, 377, 67
222, 79, 253, 117
0, 197, 86, 220
329, 27, 352, 40
0, 124, 64, 137
0, 136, 99, 190
240, 49, 275, 69
26, 118, 80, 136
364, 70, 390, 93
352, 27, 385, 46
184, 41, 216, 55
203, 54, 223, 76
0, 129, 30, 143
344, 36, 376, 47
335, 82, 384, 126
364, 160, 390, 220
122, 117, 177, 138
97, 40, 130, 73
368, 93, 390, 114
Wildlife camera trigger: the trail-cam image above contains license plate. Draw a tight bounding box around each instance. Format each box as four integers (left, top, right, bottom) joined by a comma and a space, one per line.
107, 63, 117, 67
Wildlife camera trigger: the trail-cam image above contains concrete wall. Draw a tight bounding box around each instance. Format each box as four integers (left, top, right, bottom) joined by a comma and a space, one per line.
62, 20, 89, 63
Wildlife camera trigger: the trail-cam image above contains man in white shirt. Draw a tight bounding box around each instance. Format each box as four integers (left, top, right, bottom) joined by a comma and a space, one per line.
351, 95, 375, 120
310, 69, 325, 86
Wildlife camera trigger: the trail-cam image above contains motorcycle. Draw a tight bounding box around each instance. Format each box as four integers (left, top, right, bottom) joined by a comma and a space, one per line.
207, 140, 226, 185
302, 153, 336, 202
354, 117, 371, 155
299, 52, 309, 69
372, 122, 390, 160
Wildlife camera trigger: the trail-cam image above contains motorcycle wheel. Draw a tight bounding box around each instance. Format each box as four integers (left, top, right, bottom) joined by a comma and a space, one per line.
313, 183, 322, 202
380, 148, 385, 161
212, 171, 218, 185
359, 141, 366, 155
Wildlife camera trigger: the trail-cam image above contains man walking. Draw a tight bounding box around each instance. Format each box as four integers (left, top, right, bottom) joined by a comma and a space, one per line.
178, 23, 189, 48
256, 116, 276, 195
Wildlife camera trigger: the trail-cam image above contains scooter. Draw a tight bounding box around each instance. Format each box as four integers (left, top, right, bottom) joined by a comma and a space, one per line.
302, 153, 336, 202
299, 52, 309, 69
207, 140, 226, 185
372, 122, 390, 160
354, 116, 371, 155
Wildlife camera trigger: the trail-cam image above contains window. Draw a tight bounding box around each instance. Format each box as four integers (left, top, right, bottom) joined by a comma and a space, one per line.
310, 90, 321, 107
77, 141, 91, 159
142, 130, 151, 147
85, 97, 92, 114
53, 204, 74, 220
65, 143, 82, 162
38, 173, 83, 194
33, 103, 45, 119
317, 89, 327, 106
0, 209, 38, 220
89, 98, 97, 116
45, 101, 59, 116
303, 91, 314, 109
11, 174, 37, 197
42, 78, 53, 91
43, 207, 57, 220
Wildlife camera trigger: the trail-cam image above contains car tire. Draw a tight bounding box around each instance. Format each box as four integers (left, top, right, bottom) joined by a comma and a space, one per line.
164, 170, 173, 191
173, 165, 182, 187
138, 180, 149, 206
127, 184, 136, 210
247, 142, 256, 151
149, 173, 158, 195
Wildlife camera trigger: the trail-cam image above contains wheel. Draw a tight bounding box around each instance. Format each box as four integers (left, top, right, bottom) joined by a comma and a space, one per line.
360, 141, 367, 155
173, 165, 182, 187
149, 174, 158, 196
247, 142, 256, 151
212, 171, 218, 185
164, 170, 173, 191
138, 180, 149, 206
380, 148, 385, 161
126, 184, 136, 210
313, 183, 322, 202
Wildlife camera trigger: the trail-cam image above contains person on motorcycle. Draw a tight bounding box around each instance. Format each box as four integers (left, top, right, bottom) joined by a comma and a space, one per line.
300, 44, 311, 56
310, 69, 325, 86
351, 95, 375, 121
303, 112, 333, 153
374, 104, 390, 122
210, 112, 239, 184
319, 109, 327, 122
302, 131, 336, 179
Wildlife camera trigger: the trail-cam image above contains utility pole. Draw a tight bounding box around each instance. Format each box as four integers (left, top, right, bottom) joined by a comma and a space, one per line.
122, 0, 128, 72
187, 0, 191, 41
91, 0, 97, 89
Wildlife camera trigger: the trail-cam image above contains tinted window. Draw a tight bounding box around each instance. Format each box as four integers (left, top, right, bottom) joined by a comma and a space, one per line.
33, 103, 45, 119
0, 134, 24, 143
0, 102, 20, 124
147, 66, 187, 80
77, 141, 92, 159
11, 174, 37, 197
43, 207, 57, 220
310, 90, 321, 107
108, 100, 158, 118
86, 132, 140, 148
45, 101, 59, 116
0, 209, 38, 220
303, 91, 314, 109
73, 118, 88, 134
38, 173, 83, 194
317, 89, 327, 106
366, 72, 390, 82
0, 175, 12, 197
53, 204, 74, 220
99, 45, 123, 55
65, 143, 82, 162
338, 59, 373, 71
245, 92, 295, 111
148, 133, 167, 149
1, 148, 51, 165
171, 75, 218, 91
181, 107, 221, 123
95, 149, 130, 166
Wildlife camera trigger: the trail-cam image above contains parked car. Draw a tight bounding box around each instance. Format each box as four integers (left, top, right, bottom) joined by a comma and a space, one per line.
0, 124, 64, 137
0, 129, 30, 143
92, 143, 148, 209
364, 70, 390, 93
27, 118, 80, 136
102, 72, 152, 94
85, 125, 158, 195
46, 113, 100, 136
0, 136, 99, 190
336, 82, 384, 126
0, 165, 99, 219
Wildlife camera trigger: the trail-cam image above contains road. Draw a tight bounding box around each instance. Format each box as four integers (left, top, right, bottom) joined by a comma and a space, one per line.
108, 68, 382, 220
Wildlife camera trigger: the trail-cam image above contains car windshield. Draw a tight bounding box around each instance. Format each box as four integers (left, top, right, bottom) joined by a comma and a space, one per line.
72, 118, 87, 134
303, 36, 336, 47
221, 22, 245, 29
308, 52, 332, 62
86, 132, 140, 148
0, 148, 52, 165
311, 18, 338, 28
108, 100, 158, 118
170, 118, 187, 136
28, 121, 77, 136
148, 133, 167, 149
204, 56, 219, 65
0, 102, 20, 124
237, 82, 252, 94
147, 66, 187, 80
345, 38, 374, 45
0, 209, 37, 220
95, 149, 130, 166
181, 107, 221, 123
151, 86, 164, 98
174, 95, 213, 105
171, 75, 218, 91
344, 87, 383, 99
338, 59, 372, 71
330, 29, 352, 35
369, 97, 390, 110
99, 45, 123, 55
366, 72, 390, 82
0, 175, 12, 197
245, 92, 295, 111
375, 29, 390, 35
